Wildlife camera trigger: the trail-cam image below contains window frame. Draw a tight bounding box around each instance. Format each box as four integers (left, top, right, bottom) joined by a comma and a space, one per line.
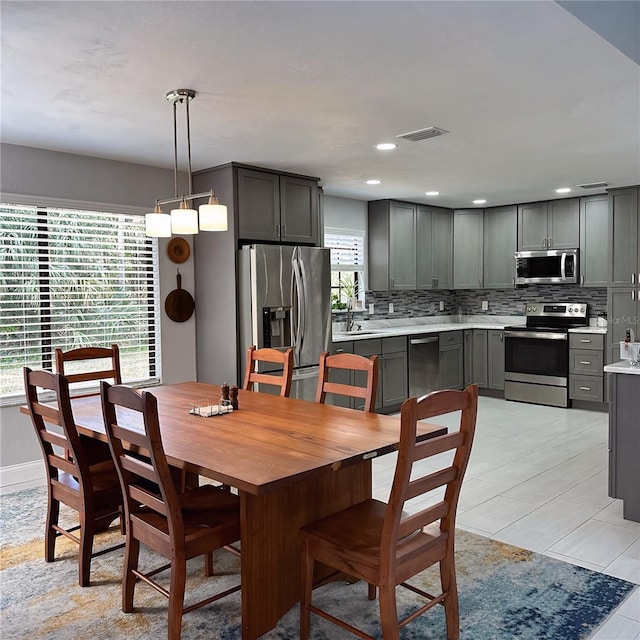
324, 227, 366, 311
0, 197, 161, 404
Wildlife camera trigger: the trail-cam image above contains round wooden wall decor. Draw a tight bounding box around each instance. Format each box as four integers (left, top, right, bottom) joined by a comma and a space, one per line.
167, 237, 190, 264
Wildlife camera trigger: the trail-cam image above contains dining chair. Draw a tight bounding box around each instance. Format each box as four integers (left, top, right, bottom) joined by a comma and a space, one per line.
315, 351, 379, 412
300, 383, 479, 640
55, 344, 122, 386
23, 367, 124, 587
242, 345, 294, 397
100, 381, 241, 640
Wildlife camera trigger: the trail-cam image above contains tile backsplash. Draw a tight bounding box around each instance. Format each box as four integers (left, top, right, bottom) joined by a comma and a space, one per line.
357, 286, 607, 320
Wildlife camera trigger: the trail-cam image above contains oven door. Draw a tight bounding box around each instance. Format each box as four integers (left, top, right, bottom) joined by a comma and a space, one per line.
504, 330, 569, 385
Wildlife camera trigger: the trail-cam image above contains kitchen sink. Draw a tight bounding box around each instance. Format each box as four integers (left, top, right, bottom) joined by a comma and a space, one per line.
334, 329, 389, 337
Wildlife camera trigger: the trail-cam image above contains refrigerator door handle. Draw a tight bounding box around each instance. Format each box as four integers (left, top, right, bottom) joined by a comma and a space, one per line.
297, 255, 309, 354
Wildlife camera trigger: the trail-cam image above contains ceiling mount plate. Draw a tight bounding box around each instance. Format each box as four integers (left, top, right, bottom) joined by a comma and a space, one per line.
166, 89, 196, 104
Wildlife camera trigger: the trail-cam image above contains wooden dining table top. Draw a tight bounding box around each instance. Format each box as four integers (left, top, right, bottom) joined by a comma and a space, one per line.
46, 381, 447, 496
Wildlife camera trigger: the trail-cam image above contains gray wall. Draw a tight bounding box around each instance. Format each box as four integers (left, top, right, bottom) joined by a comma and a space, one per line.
0, 144, 198, 483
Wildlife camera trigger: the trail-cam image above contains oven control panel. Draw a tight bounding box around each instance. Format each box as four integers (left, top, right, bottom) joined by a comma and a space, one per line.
526, 304, 587, 317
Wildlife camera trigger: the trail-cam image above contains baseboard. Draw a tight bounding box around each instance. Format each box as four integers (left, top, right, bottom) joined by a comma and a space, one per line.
0, 460, 45, 495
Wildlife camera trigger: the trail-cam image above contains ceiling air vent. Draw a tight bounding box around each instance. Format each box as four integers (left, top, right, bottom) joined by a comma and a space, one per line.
396, 126, 449, 142
576, 181, 609, 189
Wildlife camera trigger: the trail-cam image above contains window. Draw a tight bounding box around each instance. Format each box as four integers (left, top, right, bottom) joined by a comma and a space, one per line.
324, 228, 365, 310
0, 203, 160, 399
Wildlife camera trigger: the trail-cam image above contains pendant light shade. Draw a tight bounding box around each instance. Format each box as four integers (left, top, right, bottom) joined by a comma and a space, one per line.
145, 202, 172, 237
171, 198, 199, 235
199, 191, 228, 231
145, 89, 227, 238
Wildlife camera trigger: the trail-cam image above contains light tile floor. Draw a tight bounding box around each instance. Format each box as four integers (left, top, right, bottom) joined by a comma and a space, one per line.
372, 396, 640, 640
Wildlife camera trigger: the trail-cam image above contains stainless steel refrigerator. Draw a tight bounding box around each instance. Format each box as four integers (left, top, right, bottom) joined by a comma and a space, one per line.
238, 244, 331, 401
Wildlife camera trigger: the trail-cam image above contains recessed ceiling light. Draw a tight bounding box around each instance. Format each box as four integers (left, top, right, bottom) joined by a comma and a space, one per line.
555, 187, 572, 193
425, 191, 439, 196
375, 143, 397, 151
366, 179, 382, 185
473, 199, 487, 205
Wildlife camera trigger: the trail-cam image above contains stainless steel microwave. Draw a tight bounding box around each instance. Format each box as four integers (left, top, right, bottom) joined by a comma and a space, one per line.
515, 249, 578, 285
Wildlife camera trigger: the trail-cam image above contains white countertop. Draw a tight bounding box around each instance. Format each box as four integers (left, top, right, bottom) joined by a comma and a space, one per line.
604, 361, 640, 375
332, 315, 608, 343
332, 315, 523, 342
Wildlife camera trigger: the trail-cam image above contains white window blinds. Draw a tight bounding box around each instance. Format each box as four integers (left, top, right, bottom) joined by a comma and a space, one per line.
0, 204, 160, 398
324, 229, 365, 270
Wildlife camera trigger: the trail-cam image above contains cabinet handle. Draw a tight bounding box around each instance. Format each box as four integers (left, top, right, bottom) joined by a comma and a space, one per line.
579, 386, 592, 391
281, 224, 287, 238
500, 333, 503, 342
579, 339, 592, 343
633, 290, 636, 301
632, 273, 636, 285
390, 277, 395, 288
542, 238, 547, 248
580, 275, 584, 286
548, 237, 552, 248
335, 348, 344, 353
275, 224, 280, 237
579, 361, 592, 365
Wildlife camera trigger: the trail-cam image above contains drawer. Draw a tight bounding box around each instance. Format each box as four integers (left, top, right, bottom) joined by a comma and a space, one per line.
569, 333, 605, 350
569, 374, 604, 402
353, 338, 382, 357
439, 330, 463, 347
382, 335, 407, 354
569, 349, 604, 375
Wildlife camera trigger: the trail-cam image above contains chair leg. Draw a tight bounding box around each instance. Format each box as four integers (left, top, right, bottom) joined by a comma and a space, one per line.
123, 536, 140, 613
168, 554, 187, 640
378, 583, 400, 640
299, 541, 314, 640
204, 551, 214, 577
45, 494, 60, 562
78, 514, 95, 587
440, 555, 460, 640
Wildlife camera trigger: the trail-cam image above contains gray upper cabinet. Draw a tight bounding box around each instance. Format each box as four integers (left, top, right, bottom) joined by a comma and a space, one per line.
579, 194, 608, 287
453, 209, 484, 289
517, 198, 579, 250
416, 206, 453, 290
608, 187, 639, 287
368, 200, 416, 291
237, 167, 319, 244
483, 205, 517, 288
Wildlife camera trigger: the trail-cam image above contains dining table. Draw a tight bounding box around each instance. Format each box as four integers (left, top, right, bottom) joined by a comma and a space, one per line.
36, 381, 448, 639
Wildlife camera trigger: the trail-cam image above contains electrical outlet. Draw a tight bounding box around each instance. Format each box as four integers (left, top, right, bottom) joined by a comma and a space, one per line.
439, 301, 445, 311
388, 302, 394, 313
368, 303, 374, 315
482, 300, 489, 311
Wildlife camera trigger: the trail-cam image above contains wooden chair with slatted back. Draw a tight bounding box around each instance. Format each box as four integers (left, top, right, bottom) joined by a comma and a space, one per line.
100, 381, 241, 640
242, 346, 294, 397
300, 383, 479, 640
23, 367, 124, 587
315, 351, 379, 412
55, 344, 122, 387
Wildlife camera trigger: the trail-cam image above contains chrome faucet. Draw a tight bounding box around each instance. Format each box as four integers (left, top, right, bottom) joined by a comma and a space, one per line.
345, 304, 354, 332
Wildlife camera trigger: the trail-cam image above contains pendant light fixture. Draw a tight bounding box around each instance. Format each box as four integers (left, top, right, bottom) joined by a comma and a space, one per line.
145, 89, 228, 237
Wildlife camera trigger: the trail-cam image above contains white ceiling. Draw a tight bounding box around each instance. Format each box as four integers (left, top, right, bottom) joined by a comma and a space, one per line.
2, 1, 639, 208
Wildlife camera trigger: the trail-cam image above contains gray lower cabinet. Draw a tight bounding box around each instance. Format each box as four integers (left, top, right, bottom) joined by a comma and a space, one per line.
453, 210, 484, 289
463, 329, 488, 387
381, 336, 408, 409
483, 206, 517, 288
608, 372, 640, 522
487, 330, 505, 390
237, 167, 319, 244
569, 333, 605, 402
327, 341, 354, 408
579, 194, 608, 287
607, 288, 639, 364
439, 331, 464, 390
353, 337, 409, 412
517, 198, 579, 250
416, 206, 453, 290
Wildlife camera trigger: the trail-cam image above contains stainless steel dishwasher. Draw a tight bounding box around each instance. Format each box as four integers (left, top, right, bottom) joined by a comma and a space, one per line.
409, 335, 440, 398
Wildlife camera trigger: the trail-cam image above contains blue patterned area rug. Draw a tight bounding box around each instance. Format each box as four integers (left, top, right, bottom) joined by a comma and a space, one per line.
1, 487, 635, 639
